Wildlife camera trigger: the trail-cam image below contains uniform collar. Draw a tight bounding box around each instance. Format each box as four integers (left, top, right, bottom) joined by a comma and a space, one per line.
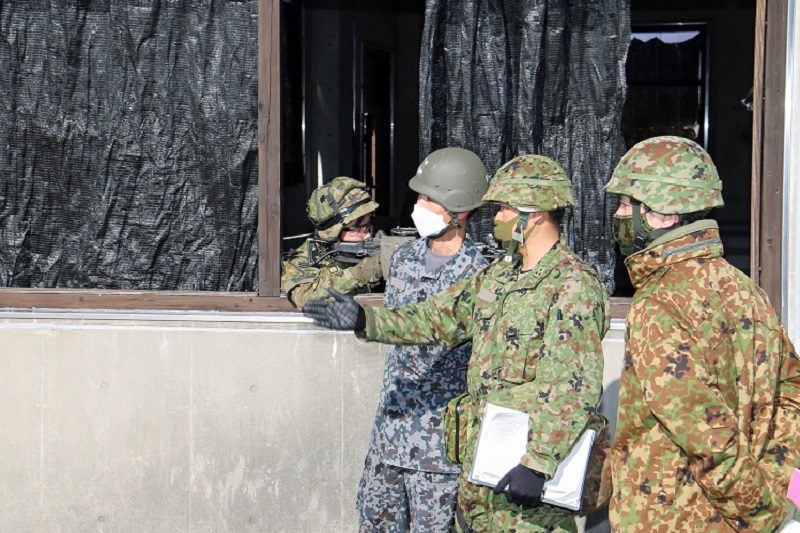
624, 219, 724, 289
498, 239, 569, 289
415, 234, 480, 279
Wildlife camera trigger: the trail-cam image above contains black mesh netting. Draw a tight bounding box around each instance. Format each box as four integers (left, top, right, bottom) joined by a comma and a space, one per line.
419, 0, 630, 293
0, 1, 259, 291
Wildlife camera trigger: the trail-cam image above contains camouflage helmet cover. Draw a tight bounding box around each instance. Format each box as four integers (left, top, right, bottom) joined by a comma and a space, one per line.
307, 176, 378, 240
408, 147, 489, 212
605, 136, 724, 215
482, 154, 574, 211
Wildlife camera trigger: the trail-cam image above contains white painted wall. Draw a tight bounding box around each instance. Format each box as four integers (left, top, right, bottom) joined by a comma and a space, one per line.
0, 310, 625, 532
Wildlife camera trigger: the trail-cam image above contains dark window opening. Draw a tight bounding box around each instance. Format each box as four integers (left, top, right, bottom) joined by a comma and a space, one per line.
614, 2, 755, 297
280, 0, 425, 251
622, 26, 708, 148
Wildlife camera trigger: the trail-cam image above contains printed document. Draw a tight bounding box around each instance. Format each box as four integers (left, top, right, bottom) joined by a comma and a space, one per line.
468, 402, 596, 511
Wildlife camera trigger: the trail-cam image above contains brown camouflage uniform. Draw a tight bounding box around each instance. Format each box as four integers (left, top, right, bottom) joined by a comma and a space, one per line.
610, 220, 800, 532
359, 239, 610, 532
281, 241, 382, 309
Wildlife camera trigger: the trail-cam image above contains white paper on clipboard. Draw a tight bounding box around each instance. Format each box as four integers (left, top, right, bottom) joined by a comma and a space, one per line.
468, 403, 595, 511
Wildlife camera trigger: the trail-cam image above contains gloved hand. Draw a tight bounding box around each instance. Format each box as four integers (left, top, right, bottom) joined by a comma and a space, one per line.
494, 464, 546, 508
348, 254, 382, 285
302, 288, 366, 331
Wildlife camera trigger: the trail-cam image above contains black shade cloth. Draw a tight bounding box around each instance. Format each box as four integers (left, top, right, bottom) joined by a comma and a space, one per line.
0, 1, 259, 290
419, 0, 631, 293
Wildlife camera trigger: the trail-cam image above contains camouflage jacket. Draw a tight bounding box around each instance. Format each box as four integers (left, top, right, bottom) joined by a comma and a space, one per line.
368, 236, 488, 473
610, 220, 800, 532
281, 240, 382, 309
360, 239, 609, 480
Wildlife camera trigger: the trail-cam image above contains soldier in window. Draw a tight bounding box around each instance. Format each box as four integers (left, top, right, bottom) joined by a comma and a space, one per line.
281, 176, 382, 309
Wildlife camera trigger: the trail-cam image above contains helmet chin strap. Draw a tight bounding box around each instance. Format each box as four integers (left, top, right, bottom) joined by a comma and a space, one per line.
428, 211, 460, 240
503, 213, 530, 262
447, 212, 462, 231
630, 200, 672, 252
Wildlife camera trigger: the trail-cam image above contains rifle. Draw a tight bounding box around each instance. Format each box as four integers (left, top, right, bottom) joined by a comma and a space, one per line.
476, 241, 505, 261
332, 227, 419, 264
303, 228, 418, 266
332, 231, 386, 264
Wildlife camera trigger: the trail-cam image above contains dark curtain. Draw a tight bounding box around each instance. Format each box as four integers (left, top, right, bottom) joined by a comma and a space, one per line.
0, 1, 259, 291
419, 0, 630, 293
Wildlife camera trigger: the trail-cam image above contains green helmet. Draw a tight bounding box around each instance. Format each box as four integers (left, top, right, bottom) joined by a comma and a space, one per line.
307, 176, 379, 241
605, 136, 724, 214
409, 147, 489, 212
483, 154, 574, 211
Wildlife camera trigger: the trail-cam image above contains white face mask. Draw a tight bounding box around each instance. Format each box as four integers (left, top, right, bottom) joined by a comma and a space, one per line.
411, 203, 450, 238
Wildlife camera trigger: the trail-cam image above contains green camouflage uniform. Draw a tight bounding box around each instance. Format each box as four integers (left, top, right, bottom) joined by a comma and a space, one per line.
358, 242, 609, 532
281, 242, 381, 309
281, 176, 381, 309
299, 155, 610, 531
606, 136, 800, 532
358, 186, 610, 533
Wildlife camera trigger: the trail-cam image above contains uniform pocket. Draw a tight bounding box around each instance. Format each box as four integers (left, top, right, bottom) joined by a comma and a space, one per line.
497, 315, 545, 384
474, 290, 498, 334
443, 393, 471, 465
580, 414, 613, 515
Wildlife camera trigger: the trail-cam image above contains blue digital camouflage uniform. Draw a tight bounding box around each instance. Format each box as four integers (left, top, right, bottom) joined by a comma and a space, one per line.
358, 240, 610, 533
610, 220, 800, 532
356, 235, 488, 533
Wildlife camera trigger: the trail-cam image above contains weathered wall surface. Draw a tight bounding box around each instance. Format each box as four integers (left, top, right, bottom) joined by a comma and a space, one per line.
0, 310, 624, 532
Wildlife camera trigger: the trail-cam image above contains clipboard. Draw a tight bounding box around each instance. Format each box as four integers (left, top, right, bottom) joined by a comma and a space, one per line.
468, 402, 595, 511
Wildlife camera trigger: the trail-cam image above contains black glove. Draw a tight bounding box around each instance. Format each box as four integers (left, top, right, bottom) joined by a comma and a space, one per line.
302, 288, 366, 331
494, 464, 546, 509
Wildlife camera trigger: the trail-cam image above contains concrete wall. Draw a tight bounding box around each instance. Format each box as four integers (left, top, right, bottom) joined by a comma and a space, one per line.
0, 310, 624, 532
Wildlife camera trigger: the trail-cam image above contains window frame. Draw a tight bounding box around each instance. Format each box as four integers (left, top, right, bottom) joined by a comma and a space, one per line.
751, 0, 788, 312
0, 0, 291, 313
0, 0, 786, 317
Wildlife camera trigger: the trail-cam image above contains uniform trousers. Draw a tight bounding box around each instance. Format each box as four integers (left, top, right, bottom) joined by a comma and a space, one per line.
357, 445, 460, 533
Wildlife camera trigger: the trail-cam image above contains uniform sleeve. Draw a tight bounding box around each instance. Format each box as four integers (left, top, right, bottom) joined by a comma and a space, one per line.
629, 301, 784, 532
282, 254, 382, 309
281, 251, 318, 308
360, 270, 481, 347
382, 244, 405, 309
515, 274, 610, 477
757, 284, 800, 405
